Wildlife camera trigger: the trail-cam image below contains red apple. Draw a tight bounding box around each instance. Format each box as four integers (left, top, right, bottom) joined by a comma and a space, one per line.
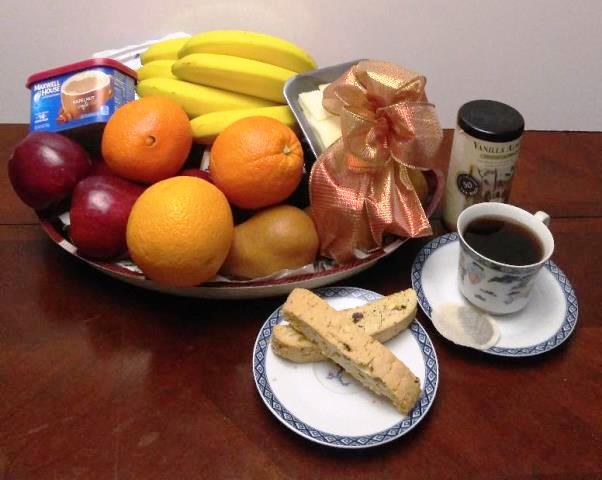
69, 175, 144, 259
89, 156, 116, 177
8, 132, 91, 209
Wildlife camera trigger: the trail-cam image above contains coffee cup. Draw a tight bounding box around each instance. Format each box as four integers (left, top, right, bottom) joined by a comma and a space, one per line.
60, 70, 113, 120
456, 203, 554, 314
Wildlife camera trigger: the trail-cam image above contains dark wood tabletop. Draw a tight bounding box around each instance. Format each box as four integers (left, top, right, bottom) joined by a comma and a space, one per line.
1, 124, 600, 479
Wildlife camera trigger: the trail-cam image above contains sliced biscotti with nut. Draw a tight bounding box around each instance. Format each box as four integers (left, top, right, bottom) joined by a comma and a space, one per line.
271, 289, 417, 363
271, 324, 322, 362
282, 288, 421, 415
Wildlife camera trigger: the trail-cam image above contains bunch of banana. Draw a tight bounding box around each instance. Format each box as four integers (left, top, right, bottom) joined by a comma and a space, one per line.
136, 30, 317, 144
137, 60, 176, 81
178, 30, 316, 73
173, 53, 295, 103
137, 78, 276, 118
140, 37, 188, 64
190, 105, 296, 144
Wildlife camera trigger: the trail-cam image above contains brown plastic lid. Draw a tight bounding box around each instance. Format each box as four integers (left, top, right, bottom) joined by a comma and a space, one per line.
26, 58, 137, 89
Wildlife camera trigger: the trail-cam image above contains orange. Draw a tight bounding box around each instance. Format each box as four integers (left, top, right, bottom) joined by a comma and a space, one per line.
101, 96, 192, 184
210, 116, 303, 209
126, 176, 233, 287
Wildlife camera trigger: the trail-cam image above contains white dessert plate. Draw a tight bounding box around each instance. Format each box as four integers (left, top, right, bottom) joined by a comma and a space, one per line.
411, 233, 579, 357
252, 286, 439, 448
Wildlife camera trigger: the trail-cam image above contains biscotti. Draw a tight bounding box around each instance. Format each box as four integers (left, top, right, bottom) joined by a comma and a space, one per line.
282, 288, 421, 415
271, 289, 417, 363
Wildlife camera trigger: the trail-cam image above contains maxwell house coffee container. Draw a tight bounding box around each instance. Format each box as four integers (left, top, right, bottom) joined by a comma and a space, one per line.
26, 58, 136, 133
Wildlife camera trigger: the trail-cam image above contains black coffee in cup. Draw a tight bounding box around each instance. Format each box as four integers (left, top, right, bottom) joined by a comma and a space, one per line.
463, 216, 544, 266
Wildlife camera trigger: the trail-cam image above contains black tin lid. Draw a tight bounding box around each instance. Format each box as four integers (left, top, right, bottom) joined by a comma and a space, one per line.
457, 100, 524, 143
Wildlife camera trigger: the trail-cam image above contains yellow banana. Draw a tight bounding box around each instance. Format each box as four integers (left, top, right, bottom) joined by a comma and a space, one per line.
137, 60, 177, 81
179, 30, 316, 73
190, 105, 297, 144
136, 78, 277, 118
173, 54, 294, 103
140, 37, 188, 64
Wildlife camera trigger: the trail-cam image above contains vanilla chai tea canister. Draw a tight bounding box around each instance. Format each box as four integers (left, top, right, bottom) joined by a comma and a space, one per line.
442, 100, 525, 231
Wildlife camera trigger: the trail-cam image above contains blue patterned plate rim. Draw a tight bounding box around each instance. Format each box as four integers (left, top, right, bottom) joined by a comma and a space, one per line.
252, 286, 439, 449
411, 233, 579, 357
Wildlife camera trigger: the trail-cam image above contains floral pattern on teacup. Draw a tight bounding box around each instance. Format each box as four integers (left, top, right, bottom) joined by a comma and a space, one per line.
468, 263, 485, 285
458, 246, 541, 314
460, 255, 486, 285
488, 273, 537, 305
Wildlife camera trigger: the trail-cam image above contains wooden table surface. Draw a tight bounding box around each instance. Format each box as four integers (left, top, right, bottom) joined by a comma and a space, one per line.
0, 125, 600, 479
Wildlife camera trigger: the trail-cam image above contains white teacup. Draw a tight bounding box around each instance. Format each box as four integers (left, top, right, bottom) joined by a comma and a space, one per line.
456, 203, 554, 314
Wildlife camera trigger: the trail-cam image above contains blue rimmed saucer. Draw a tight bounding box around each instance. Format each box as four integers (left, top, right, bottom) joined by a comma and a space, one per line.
411, 233, 579, 357
252, 286, 439, 448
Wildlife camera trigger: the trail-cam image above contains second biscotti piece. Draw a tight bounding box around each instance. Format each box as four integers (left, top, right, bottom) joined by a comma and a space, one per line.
282, 288, 421, 415
271, 289, 417, 363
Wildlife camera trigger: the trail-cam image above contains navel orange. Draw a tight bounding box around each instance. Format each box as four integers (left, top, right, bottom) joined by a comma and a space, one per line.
126, 176, 233, 287
210, 116, 303, 209
102, 97, 192, 184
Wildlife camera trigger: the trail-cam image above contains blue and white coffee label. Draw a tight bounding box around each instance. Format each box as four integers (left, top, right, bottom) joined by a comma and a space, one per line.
29, 67, 135, 132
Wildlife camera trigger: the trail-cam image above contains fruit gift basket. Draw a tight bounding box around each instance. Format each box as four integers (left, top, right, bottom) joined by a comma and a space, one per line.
12, 31, 445, 299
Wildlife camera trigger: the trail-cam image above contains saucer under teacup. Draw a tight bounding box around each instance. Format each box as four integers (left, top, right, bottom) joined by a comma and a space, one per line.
411, 233, 578, 357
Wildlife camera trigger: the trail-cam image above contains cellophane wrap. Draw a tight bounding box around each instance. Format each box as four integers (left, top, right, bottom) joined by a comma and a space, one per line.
310, 60, 443, 263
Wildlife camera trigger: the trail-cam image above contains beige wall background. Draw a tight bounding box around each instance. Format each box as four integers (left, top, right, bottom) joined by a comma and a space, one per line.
1, 0, 600, 130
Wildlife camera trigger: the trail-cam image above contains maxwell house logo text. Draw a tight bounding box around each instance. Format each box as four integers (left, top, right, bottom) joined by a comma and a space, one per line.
33, 80, 60, 96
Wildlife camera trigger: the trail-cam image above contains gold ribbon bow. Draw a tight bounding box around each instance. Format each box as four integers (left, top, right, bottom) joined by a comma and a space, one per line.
309, 60, 443, 263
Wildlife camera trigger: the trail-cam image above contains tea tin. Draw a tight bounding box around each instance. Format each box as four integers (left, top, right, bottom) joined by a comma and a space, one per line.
442, 99, 525, 231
